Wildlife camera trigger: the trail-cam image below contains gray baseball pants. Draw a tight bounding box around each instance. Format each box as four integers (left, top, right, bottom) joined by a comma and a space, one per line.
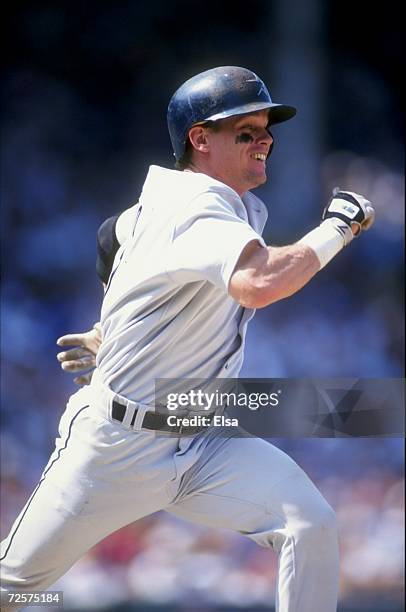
1, 382, 339, 611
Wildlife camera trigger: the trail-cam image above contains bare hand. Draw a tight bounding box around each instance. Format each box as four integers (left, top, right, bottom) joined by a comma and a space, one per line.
56, 323, 102, 385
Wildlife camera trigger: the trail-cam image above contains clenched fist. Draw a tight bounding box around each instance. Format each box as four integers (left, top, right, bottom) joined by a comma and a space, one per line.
322, 189, 375, 245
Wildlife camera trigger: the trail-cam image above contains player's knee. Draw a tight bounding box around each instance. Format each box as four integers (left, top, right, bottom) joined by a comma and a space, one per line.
314, 499, 337, 530
1, 563, 48, 603
296, 502, 338, 554
0, 578, 50, 611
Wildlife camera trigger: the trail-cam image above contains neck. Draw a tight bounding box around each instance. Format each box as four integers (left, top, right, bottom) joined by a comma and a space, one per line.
185, 160, 245, 197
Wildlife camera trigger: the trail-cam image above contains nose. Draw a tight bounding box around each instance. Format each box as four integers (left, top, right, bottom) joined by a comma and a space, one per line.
256, 127, 273, 145
256, 127, 273, 154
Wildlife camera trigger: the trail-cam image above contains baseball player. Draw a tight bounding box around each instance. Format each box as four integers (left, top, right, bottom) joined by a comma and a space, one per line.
1, 66, 375, 612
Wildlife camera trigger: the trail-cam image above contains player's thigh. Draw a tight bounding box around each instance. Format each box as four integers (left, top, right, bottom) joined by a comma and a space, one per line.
166, 434, 332, 536
1, 390, 169, 586
1, 463, 159, 573
1, 476, 112, 584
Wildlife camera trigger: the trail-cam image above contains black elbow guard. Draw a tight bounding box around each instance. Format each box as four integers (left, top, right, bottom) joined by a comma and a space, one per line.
96, 214, 120, 284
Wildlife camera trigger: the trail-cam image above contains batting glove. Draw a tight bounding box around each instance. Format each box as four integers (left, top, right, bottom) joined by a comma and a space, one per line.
322, 188, 375, 246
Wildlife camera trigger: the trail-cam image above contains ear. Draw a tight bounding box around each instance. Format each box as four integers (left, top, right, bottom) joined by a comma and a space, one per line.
188, 126, 210, 154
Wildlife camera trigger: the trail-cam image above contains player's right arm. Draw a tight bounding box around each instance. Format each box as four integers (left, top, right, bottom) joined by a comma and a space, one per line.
229, 190, 375, 309
57, 323, 102, 385
56, 203, 140, 384
96, 204, 140, 284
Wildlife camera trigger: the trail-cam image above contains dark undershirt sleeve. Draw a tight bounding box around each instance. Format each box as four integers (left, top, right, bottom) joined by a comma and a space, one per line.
96, 214, 120, 284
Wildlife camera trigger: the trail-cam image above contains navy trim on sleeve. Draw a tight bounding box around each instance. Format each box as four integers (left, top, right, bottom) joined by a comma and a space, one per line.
96, 214, 120, 284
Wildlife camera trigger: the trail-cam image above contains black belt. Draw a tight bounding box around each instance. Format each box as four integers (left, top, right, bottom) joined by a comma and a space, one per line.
111, 400, 213, 434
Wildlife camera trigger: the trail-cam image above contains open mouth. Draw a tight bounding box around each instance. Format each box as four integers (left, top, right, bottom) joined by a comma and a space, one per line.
250, 153, 266, 162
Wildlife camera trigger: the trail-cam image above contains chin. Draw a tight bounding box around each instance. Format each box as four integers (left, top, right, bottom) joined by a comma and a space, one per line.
249, 171, 267, 190
239, 168, 267, 193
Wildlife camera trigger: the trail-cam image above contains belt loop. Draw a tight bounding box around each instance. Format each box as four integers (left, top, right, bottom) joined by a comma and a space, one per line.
108, 393, 116, 422
121, 402, 136, 429
133, 406, 147, 431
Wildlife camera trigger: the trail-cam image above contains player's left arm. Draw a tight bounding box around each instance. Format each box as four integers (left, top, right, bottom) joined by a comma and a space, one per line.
229, 189, 375, 308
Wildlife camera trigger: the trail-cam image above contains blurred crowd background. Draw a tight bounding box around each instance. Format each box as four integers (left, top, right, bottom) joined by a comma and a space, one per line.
1, 1, 404, 611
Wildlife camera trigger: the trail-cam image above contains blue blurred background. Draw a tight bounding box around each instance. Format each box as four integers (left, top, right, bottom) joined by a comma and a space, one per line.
1, 1, 404, 610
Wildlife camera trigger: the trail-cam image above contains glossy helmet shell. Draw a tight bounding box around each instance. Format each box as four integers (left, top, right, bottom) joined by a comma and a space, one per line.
167, 66, 296, 160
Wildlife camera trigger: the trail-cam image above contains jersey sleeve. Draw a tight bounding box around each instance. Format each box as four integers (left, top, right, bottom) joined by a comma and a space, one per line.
96, 204, 140, 284
96, 214, 120, 284
115, 204, 140, 244
165, 190, 266, 292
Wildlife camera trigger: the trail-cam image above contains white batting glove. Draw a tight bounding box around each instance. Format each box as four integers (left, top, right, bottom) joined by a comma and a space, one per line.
56, 322, 102, 385
321, 188, 375, 246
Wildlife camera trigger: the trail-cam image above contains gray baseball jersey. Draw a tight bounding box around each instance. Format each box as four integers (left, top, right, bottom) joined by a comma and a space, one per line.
1, 165, 339, 612
97, 165, 268, 401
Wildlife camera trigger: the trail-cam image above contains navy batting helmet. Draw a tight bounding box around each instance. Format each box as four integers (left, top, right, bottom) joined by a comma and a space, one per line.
167, 66, 296, 161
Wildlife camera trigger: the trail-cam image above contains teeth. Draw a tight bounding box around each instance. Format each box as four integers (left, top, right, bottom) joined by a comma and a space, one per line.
252, 153, 266, 161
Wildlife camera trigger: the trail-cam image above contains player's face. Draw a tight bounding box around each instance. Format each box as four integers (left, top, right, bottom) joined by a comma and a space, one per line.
206, 110, 273, 195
